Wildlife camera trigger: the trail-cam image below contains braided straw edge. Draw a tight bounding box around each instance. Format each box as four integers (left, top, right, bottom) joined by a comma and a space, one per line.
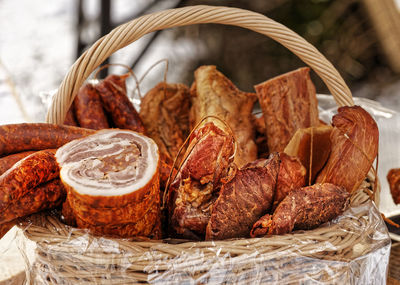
46, 5, 353, 124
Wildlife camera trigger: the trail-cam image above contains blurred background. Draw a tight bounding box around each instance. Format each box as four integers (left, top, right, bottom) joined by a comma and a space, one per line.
1, 0, 400, 124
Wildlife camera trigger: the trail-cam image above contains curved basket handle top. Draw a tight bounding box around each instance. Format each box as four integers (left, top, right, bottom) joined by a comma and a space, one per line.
46, 5, 354, 124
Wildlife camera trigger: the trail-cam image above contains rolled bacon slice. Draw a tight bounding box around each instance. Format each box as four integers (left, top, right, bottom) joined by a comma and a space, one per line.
56, 129, 161, 238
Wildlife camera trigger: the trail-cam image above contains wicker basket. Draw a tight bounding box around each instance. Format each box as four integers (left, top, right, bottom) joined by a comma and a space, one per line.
20, 5, 391, 284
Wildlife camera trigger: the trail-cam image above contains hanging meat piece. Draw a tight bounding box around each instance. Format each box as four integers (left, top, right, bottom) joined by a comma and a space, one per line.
273, 153, 306, 210
254, 67, 320, 153
96, 74, 145, 133
315, 106, 379, 193
190, 65, 257, 167
250, 183, 350, 237
140, 82, 190, 164
284, 125, 332, 185
166, 121, 235, 240
205, 154, 280, 240
56, 129, 161, 238
74, 83, 110, 130
387, 168, 400, 204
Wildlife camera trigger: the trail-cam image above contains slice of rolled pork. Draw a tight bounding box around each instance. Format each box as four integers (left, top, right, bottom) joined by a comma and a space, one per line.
56, 129, 161, 239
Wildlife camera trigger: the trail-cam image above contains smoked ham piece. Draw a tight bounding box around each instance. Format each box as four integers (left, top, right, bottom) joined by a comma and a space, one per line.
255, 67, 319, 153
166, 121, 235, 240
250, 183, 350, 237
56, 129, 161, 238
315, 106, 379, 193
206, 155, 280, 240
140, 82, 191, 164
273, 153, 306, 210
190, 65, 257, 167
284, 125, 332, 185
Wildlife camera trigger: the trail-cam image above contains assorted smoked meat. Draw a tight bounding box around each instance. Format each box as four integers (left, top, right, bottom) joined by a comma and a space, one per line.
0, 65, 379, 241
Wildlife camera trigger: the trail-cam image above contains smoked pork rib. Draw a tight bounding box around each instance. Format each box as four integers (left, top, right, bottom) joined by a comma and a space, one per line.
56, 129, 161, 238
255, 67, 319, 153
190, 65, 257, 167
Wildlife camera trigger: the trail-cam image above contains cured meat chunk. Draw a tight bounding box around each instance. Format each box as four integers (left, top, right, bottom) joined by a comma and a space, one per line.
387, 168, 400, 204
206, 154, 280, 240
315, 106, 379, 193
284, 125, 332, 185
273, 153, 306, 210
190, 65, 257, 167
255, 67, 319, 152
166, 122, 234, 239
56, 129, 161, 238
140, 82, 190, 164
251, 183, 349, 237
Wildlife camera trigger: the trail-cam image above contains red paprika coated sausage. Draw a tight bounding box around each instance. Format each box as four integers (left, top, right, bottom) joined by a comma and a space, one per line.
0, 149, 60, 216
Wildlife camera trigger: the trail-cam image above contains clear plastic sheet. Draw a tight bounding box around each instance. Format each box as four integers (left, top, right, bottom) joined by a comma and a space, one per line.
0, 95, 394, 284
15, 189, 390, 284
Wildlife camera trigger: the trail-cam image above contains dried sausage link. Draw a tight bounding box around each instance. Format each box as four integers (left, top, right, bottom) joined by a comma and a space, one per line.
96, 74, 145, 133
0, 151, 36, 175
63, 105, 79, 126
0, 123, 96, 156
0, 150, 59, 209
0, 178, 66, 224
74, 83, 110, 130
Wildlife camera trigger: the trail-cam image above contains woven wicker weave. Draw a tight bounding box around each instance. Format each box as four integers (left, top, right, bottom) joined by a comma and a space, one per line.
20, 5, 390, 284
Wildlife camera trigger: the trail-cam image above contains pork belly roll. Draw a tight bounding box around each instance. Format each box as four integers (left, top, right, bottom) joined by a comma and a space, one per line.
56, 129, 161, 239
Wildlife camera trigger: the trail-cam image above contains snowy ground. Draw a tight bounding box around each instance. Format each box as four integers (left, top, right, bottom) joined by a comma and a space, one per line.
1, 0, 400, 283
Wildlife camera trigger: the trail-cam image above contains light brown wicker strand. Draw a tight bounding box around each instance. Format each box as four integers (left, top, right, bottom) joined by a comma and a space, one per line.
46, 5, 353, 124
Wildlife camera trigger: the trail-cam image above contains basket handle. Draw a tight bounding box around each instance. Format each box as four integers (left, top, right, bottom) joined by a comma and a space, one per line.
46, 5, 354, 124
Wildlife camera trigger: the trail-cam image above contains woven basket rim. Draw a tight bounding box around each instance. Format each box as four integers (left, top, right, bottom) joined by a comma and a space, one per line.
45, 5, 354, 124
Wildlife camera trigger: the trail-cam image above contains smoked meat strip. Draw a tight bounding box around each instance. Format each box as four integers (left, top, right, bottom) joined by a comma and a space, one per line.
255, 67, 319, 153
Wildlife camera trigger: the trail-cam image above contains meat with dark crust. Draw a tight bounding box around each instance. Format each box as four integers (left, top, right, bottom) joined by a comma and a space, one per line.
206, 154, 280, 240
250, 183, 350, 237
